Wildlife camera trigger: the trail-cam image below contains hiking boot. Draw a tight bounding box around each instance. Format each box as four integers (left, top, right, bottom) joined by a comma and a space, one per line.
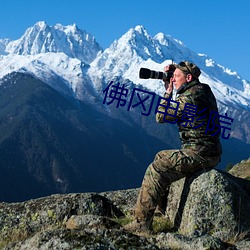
124, 219, 152, 234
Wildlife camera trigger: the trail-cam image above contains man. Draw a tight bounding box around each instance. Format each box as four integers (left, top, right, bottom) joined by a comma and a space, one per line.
124, 61, 222, 233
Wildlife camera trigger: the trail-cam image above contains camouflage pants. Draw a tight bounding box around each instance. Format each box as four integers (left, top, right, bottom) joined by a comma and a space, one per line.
134, 149, 220, 222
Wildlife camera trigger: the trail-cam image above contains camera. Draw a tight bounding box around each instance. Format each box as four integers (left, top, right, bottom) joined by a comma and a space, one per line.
139, 65, 176, 82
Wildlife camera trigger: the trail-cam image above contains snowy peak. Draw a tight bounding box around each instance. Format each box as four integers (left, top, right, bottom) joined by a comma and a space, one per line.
89, 25, 196, 86
117, 27, 190, 62
5, 21, 102, 64
154, 32, 185, 48
0, 22, 249, 112
89, 25, 166, 79
118, 25, 164, 61
6, 21, 52, 55
90, 25, 193, 77
89, 25, 250, 111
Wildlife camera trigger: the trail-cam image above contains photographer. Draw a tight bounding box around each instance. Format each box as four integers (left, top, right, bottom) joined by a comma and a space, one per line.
125, 61, 222, 233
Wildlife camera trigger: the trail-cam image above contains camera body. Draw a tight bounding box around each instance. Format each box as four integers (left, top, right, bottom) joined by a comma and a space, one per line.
139, 65, 176, 82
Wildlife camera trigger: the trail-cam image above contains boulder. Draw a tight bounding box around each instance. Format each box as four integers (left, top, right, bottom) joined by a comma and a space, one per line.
156, 232, 226, 250
229, 158, 250, 180
165, 169, 250, 241
0, 193, 124, 248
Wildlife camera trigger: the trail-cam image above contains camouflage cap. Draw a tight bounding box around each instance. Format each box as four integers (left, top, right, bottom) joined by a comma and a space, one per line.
175, 61, 201, 79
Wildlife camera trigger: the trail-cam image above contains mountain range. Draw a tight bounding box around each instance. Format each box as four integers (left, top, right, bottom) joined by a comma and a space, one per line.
0, 21, 249, 202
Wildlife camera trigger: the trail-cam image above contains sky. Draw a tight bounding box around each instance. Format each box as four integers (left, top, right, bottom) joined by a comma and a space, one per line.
0, 0, 250, 81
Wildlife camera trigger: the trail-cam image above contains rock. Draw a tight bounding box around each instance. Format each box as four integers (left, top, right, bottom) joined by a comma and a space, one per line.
101, 188, 140, 215
165, 169, 250, 241
235, 240, 250, 250
229, 157, 250, 180
3, 228, 161, 250
65, 214, 120, 230
0, 193, 124, 248
1, 168, 250, 249
156, 232, 228, 250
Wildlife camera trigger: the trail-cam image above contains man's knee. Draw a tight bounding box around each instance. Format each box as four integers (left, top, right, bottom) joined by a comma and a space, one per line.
154, 150, 167, 161
153, 150, 176, 169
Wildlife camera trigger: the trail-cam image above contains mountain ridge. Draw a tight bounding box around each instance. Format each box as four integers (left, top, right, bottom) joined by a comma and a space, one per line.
0, 72, 174, 202
88, 25, 250, 111
1, 22, 249, 110
3, 21, 102, 64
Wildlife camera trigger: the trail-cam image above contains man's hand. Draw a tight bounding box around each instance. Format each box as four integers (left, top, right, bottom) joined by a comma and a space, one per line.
163, 65, 174, 94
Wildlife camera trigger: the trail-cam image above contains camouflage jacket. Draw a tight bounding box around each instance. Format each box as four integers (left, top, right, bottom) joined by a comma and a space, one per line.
156, 79, 222, 157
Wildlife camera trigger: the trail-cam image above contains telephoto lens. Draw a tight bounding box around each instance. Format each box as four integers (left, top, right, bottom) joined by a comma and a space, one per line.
139, 65, 176, 82
139, 68, 167, 80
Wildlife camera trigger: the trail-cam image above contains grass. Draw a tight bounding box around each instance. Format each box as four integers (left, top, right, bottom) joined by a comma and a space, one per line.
152, 216, 174, 234
113, 214, 174, 235
0, 228, 29, 249
225, 230, 250, 245
112, 216, 134, 227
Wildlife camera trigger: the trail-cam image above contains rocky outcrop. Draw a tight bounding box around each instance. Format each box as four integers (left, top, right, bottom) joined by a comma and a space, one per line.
229, 158, 250, 180
1, 169, 250, 249
165, 169, 250, 240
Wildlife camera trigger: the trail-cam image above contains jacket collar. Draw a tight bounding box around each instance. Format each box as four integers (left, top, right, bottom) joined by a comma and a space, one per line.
176, 79, 200, 95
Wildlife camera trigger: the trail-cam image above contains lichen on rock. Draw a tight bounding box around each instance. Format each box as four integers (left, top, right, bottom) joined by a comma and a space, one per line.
165, 169, 250, 241
1, 168, 250, 249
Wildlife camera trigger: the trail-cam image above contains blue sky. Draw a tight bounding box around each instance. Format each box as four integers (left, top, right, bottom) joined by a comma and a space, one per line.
1, 0, 250, 81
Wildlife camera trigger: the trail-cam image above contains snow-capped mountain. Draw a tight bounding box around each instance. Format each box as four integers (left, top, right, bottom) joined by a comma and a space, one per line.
0, 53, 99, 101
0, 22, 103, 101
0, 22, 250, 134
3, 21, 102, 64
89, 25, 250, 111
1, 22, 249, 111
